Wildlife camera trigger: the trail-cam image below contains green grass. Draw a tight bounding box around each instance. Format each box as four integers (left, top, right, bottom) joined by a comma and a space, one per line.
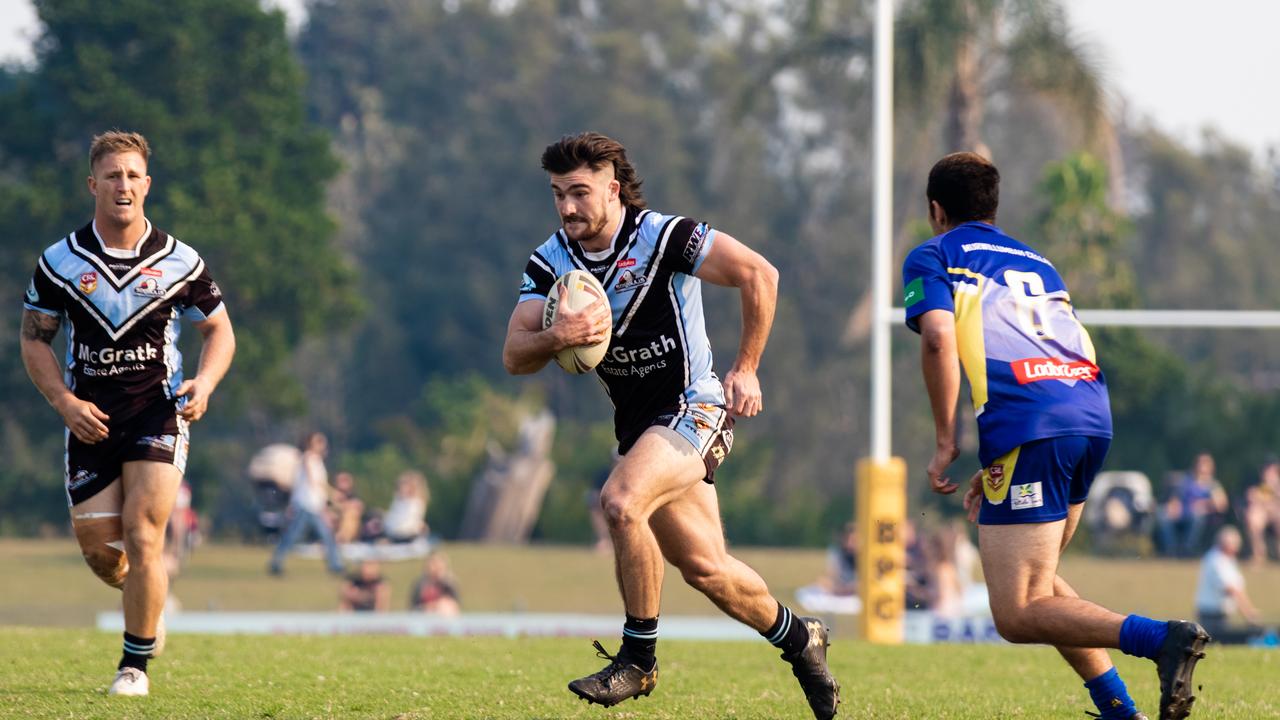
0, 628, 1276, 719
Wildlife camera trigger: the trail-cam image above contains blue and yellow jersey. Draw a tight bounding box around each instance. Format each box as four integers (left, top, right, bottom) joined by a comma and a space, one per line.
902, 222, 1112, 465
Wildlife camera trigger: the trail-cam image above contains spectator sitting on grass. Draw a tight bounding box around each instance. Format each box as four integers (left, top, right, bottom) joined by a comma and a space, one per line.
383, 470, 429, 543
410, 552, 460, 616
1244, 457, 1280, 565
339, 559, 390, 612
1157, 451, 1229, 557
1195, 526, 1265, 644
329, 471, 365, 544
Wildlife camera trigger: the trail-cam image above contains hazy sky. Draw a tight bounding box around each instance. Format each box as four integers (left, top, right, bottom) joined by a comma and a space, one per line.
0, 0, 1275, 155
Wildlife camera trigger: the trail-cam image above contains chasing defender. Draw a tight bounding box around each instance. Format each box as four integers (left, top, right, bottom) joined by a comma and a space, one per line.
903, 152, 1209, 720
20, 131, 235, 696
503, 132, 839, 719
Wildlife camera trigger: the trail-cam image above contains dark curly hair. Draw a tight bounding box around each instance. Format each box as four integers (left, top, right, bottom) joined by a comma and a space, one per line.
540, 132, 646, 210
926, 152, 1000, 223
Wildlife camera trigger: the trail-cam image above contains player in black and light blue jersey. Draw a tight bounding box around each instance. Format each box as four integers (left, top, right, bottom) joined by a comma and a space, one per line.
503, 133, 838, 719
19, 131, 235, 697
905, 152, 1209, 720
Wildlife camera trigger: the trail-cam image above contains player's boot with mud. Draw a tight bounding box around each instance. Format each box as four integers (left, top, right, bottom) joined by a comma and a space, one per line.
1155, 620, 1211, 720
782, 616, 840, 720
567, 640, 658, 707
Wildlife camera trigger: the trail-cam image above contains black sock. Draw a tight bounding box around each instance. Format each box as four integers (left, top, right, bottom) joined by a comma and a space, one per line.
761, 603, 809, 657
118, 632, 155, 672
620, 614, 658, 671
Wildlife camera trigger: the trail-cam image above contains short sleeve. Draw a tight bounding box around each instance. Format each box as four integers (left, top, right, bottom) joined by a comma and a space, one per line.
902, 242, 954, 333
519, 252, 557, 303
182, 264, 225, 322
659, 218, 715, 275
24, 260, 64, 316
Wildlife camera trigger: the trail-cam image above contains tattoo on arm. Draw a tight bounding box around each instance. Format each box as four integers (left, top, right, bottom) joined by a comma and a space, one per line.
21, 310, 60, 343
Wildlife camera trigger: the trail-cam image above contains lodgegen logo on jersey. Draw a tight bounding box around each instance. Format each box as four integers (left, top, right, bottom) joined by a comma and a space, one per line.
1011, 357, 1099, 384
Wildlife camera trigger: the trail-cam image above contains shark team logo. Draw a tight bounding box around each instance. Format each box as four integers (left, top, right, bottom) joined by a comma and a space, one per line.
134, 277, 165, 297
79, 272, 98, 294
25, 280, 38, 303
613, 269, 647, 293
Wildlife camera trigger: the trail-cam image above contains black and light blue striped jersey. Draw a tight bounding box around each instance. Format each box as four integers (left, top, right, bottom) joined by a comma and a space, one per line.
24, 220, 225, 422
519, 206, 725, 447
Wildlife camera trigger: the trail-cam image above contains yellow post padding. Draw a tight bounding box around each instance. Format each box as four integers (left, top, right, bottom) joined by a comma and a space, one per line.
857, 456, 907, 645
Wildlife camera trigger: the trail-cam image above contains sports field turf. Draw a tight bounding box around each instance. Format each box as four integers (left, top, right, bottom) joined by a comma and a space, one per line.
1, 627, 1276, 719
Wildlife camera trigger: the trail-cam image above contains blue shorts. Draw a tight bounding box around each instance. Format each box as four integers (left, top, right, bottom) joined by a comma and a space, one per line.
978, 436, 1110, 525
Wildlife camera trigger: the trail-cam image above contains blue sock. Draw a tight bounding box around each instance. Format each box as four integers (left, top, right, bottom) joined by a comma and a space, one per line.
1084, 667, 1138, 719
1118, 615, 1169, 660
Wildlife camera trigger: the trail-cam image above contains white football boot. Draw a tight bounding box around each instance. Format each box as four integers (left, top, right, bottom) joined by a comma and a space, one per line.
108, 667, 149, 696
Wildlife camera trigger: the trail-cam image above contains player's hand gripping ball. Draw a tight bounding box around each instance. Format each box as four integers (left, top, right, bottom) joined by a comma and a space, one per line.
543, 270, 611, 374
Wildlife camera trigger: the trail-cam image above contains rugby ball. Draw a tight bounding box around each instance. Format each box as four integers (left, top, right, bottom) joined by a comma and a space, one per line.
542, 270, 611, 374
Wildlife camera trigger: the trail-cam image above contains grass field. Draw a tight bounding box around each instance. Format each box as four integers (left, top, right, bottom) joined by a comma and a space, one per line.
1, 628, 1277, 719
1, 539, 1278, 718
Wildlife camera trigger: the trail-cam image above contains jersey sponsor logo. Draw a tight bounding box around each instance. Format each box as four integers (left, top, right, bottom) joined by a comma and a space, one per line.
134, 277, 166, 297
25, 280, 38, 303
209, 281, 222, 298
617, 257, 637, 269
683, 222, 710, 265
137, 434, 177, 451
520, 273, 536, 293
1011, 357, 1099, 384
77, 342, 159, 365
614, 269, 648, 293
903, 277, 925, 307
599, 334, 677, 378
108, 262, 132, 272
1011, 482, 1044, 510
79, 272, 98, 294
140, 267, 163, 277
68, 469, 98, 490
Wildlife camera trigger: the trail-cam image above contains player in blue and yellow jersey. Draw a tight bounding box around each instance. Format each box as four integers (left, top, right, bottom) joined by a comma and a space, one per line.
904, 153, 1209, 720
503, 133, 838, 719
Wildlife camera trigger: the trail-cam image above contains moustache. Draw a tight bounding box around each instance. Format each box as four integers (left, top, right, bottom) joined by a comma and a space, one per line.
562, 216, 589, 225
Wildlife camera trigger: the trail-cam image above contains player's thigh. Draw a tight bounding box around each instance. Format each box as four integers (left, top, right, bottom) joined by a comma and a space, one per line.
70, 477, 125, 562
121, 461, 183, 537
1060, 502, 1085, 552
978, 519, 1064, 613
648, 480, 727, 569
603, 426, 707, 518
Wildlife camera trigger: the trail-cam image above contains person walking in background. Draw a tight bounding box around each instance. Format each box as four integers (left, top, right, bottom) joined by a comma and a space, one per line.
1195, 526, 1266, 644
269, 432, 344, 576
19, 130, 235, 697
1158, 453, 1229, 558
1243, 457, 1280, 565
410, 551, 461, 616
383, 470, 429, 542
904, 152, 1209, 720
339, 559, 390, 612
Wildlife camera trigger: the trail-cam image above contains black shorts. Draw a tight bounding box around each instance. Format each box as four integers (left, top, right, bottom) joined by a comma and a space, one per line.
618, 403, 734, 483
64, 400, 189, 506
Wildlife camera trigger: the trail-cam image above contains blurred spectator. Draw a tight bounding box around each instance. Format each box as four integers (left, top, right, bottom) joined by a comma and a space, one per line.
269, 432, 345, 575
586, 451, 621, 555
329, 471, 365, 544
1157, 452, 1229, 557
165, 480, 199, 578
384, 470, 430, 542
1243, 457, 1280, 565
1195, 526, 1264, 644
822, 522, 859, 597
903, 520, 932, 611
340, 559, 390, 612
410, 551, 461, 615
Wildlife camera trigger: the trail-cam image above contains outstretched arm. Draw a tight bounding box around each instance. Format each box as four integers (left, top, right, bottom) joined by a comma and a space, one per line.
694, 231, 778, 417
177, 310, 235, 422
501, 298, 609, 375
20, 309, 110, 443
918, 309, 961, 494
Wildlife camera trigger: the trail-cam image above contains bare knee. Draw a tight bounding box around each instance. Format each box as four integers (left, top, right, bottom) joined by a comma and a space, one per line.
123, 522, 165, 562
991, 603, 1044, 644
600, 489, 645, 531
74, 517, 129, 589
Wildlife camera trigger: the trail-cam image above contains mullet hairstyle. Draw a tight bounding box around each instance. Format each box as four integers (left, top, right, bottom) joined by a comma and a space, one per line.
540, 132, 646, 210
926, 151, 1000, 223
89, 130, 151, 171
